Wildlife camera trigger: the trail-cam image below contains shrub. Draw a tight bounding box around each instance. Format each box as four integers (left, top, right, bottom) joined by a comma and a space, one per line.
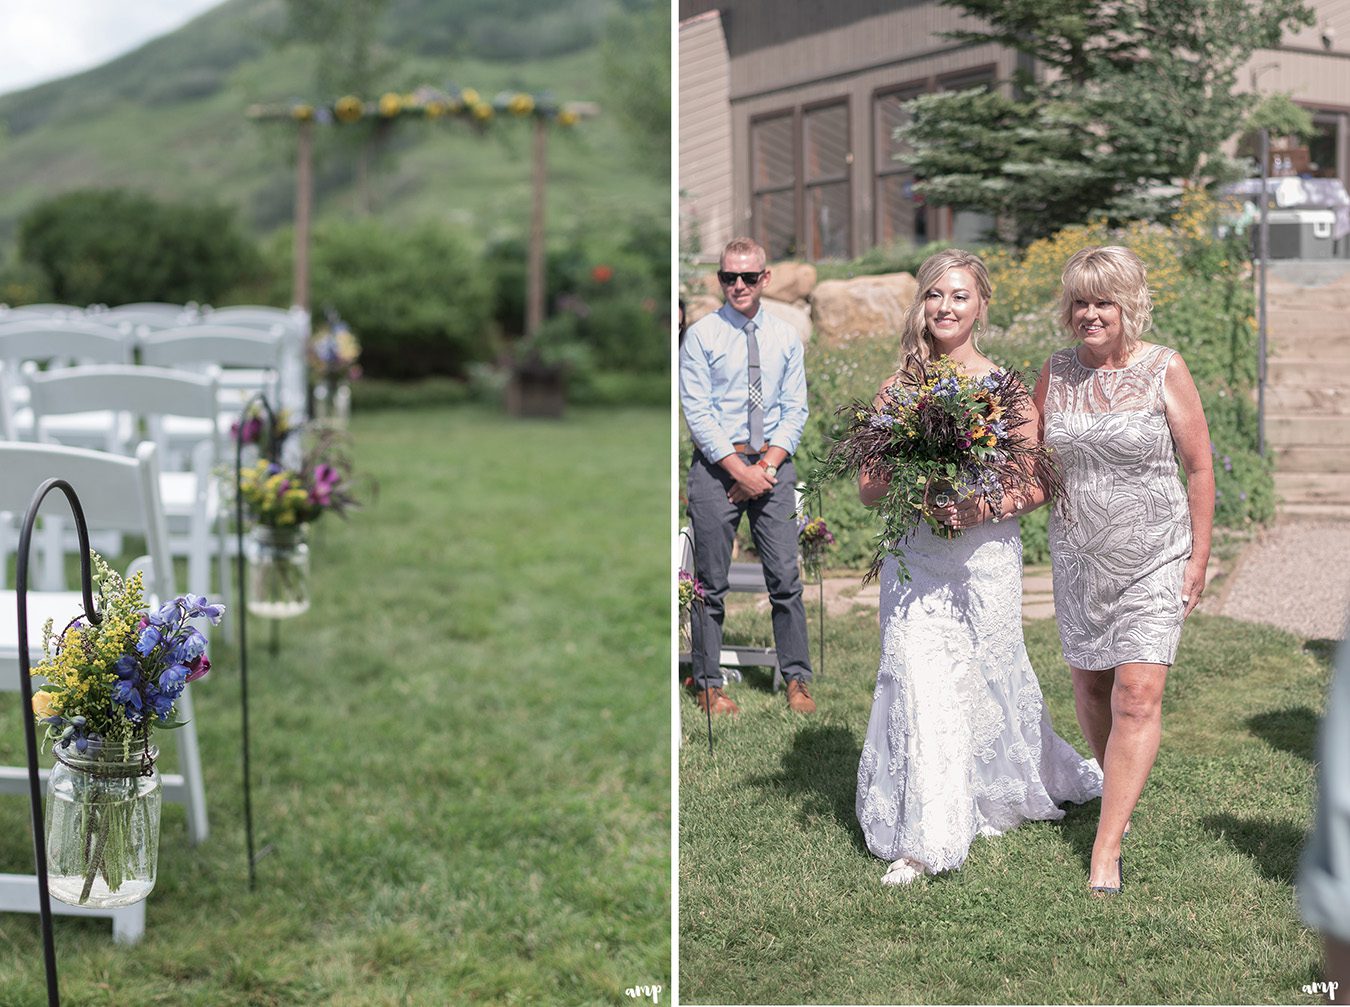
17, 188, 264, 306
266, 219, 494, 380
486, 218, 670, 381
0, 257, 51, 306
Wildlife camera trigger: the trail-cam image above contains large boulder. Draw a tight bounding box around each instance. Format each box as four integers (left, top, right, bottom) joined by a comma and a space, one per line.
765, 261, 817, 303
683, 295, 722, 328
763, 297, 812, 345
810, 272, 918, 342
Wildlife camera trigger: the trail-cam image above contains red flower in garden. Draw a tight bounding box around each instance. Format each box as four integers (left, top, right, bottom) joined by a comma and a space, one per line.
591, 264, 614, 283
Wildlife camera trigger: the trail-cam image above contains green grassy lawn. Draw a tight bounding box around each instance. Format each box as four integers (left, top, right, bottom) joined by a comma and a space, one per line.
0, 404, 670, 1005
679, 602, 1331, 1005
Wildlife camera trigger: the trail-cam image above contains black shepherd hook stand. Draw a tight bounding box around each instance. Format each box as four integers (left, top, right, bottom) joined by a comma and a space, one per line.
815, 486, 826, 679
234, 393, 282, 892
16, 479, 103, 1007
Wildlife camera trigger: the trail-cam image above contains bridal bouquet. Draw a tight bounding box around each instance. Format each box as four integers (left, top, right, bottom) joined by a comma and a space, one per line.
31, 553, 224, 904
810, 355, 1062, 582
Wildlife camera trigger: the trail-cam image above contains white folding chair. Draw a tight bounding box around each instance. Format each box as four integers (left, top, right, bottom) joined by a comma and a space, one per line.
199, 307, 309, 416
0, 304, 83, 321
27, 365, 229, 600
0, 441, 210, 943
0, 319, 134, 448
140, 326, 286, 456
95, 303, 200, 341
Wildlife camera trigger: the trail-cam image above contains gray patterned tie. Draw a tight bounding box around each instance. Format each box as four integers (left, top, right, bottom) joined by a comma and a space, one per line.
745, 320, 763, 452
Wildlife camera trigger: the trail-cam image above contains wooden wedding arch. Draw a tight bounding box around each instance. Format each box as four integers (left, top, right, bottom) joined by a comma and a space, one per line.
248, 86, 598, 335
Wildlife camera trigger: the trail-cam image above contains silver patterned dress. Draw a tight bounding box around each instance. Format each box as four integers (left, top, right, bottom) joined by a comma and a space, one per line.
1043, 344, 1191, 670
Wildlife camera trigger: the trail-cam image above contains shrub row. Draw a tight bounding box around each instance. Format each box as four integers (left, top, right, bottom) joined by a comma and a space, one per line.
2, 188, 670, 389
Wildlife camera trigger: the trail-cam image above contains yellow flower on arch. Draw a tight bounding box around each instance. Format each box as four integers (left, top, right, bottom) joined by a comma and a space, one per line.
335, 95, 363, 123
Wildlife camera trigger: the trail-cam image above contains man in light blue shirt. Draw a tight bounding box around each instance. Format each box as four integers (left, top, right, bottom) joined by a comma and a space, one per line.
679, 236, 814, 715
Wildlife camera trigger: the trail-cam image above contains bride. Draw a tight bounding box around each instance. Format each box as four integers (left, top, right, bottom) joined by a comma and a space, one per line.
855, 249, 1103, 886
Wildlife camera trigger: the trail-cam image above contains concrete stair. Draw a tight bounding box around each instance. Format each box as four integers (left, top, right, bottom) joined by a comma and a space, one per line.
1262, 262, 1350, 520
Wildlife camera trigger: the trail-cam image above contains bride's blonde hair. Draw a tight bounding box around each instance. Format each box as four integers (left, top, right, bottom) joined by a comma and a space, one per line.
897, 249, 992, 381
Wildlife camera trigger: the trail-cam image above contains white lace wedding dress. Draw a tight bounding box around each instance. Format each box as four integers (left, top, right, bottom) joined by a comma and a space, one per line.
856, 519, 1103, 883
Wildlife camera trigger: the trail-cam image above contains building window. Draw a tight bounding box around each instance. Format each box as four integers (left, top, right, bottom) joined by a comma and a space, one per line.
1310, 113, 1342, 179
750, 100, 852, 260
751, 112, 797, 259
874, 86, 926, 249
803, 102, 850, 258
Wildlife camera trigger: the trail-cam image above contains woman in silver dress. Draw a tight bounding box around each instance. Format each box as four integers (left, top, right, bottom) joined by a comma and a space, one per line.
1034, 245, 1215, 895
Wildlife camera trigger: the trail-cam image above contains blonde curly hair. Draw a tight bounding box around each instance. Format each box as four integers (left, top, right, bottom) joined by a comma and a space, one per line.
1059, 245, 1153, 351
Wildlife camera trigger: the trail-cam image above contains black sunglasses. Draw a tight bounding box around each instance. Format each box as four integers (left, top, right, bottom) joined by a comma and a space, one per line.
717, 270, 765, 287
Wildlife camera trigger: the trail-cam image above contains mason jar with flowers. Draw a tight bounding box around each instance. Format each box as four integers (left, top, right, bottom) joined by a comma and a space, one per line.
31, 554, 223, 908
237, 434, 358, 618
307, 314, 361, 427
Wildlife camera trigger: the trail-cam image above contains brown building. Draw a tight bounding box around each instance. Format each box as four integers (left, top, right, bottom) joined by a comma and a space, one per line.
679, 0, 1350, 262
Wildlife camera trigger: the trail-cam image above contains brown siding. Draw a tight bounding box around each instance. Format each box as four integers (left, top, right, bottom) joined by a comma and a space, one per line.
729, 42, 1014, 255
680, 12, 735, 258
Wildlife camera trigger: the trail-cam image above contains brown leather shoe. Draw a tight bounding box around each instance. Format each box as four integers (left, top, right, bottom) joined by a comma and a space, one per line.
786, 679, 816, 713
694, 686, 740, 716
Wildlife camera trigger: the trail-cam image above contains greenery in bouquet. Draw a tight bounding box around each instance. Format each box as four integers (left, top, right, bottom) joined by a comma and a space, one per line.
30, 553, 224, 901
237, 427, 361, 528
808, 355, 1062, 583
308, 310, 362, 386
797, 515, 836, 576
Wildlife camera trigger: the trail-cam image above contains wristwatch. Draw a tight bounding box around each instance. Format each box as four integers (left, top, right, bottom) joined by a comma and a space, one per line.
757, 459, 778, 478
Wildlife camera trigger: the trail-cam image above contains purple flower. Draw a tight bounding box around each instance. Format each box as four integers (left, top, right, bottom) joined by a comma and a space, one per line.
186, 654, 211, 683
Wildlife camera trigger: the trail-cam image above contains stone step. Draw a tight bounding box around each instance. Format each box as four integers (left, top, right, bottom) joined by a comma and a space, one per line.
1275, 471, 1350, 504
1277, 501, 1350, 522
1271, 445, 1350, 473
1266, 414, 1350, 446
1268, 306, 1350, 336
1265, 384, 1350, 413
1266, 357, 1350, 385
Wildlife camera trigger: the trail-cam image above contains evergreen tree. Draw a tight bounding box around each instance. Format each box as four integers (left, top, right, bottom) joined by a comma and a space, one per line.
901, 0, 1315, 243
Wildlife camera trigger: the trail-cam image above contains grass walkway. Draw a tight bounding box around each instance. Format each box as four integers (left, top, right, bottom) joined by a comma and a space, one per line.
0, 405, 669, 1005
679, 605, 1331, 1005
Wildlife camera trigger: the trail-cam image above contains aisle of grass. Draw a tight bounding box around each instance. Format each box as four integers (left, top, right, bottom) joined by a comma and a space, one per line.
0, 405, 669, 1006
679, 603, 1330, 1005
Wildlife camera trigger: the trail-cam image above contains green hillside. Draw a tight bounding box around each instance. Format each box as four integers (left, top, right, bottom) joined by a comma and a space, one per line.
0, 0, 668, 253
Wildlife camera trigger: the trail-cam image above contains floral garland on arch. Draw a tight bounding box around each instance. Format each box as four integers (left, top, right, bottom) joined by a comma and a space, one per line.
247, 86, 594, 130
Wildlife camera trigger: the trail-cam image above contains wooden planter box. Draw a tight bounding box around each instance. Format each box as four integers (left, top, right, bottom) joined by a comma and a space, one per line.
506, 363, 567, 419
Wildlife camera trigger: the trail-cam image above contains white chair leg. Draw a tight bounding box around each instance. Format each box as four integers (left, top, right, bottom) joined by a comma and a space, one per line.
0, 873, 145, 944
174, 686, 209, 844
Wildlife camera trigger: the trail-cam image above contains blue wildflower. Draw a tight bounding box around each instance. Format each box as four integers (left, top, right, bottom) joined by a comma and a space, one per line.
169, 627, 206, 665
158, 663, 189, 693
147, 600, 178, 627
136, 625, 161, 656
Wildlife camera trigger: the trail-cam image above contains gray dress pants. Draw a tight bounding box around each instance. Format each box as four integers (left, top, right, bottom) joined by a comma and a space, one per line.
686, 451, 812, 690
